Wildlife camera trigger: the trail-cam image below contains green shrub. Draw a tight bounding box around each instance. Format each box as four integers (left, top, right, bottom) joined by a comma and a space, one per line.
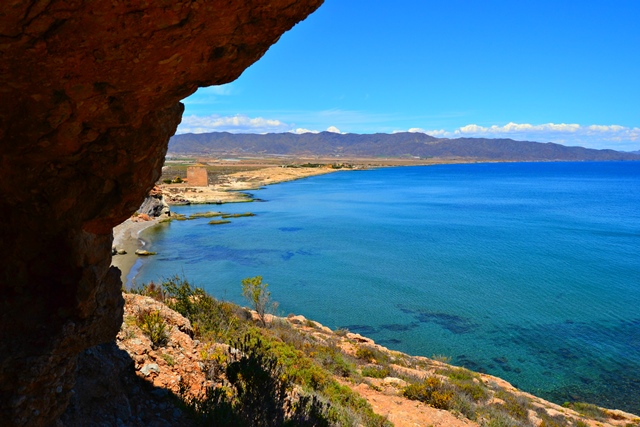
242, 276, 277, 327
130, 281, 165, 301
334, 328, 349, 336
361, 366, 390, 379
161, 275, 242, 341
563, 402, 608, 420
355, 346, 389, 365
182, 335, 331, 427
403, 376, 455, 410
136, 309, 168, 348
315, 346, 356, 378
162, 178, 172, 184
451, 392, 478, 421
161, 353, 175, 366
495, 390, 530, 421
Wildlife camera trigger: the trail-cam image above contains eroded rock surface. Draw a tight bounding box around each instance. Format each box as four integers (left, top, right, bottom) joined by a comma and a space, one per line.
0, 1, 323, 425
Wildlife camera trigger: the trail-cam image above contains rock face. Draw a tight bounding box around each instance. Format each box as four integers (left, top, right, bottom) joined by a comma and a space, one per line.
0, 1, 323, 426
138, 186, 170, 217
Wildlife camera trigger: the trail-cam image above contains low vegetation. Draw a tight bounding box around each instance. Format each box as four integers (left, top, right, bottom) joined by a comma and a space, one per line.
136, 309, 168, 348
129, 276, 636, 427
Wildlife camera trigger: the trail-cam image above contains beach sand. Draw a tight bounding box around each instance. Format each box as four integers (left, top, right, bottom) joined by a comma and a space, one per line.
111, 218, 162, 286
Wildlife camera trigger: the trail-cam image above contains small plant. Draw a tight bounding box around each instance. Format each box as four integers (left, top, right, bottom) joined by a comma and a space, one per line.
361, 366, 390, 379
136, 309, 168, 347
403, 376, 455, 410
130, 281, 165, 301
355, 345, 389, 365
496, 390, 530, 421
334, 328, 349, 336
563, 402, 608, 421
161, 353, 175, 366
161, 275, 241, 341
241, 276, 277, 327
162, 178, 172, 184
173, 176, 183, 183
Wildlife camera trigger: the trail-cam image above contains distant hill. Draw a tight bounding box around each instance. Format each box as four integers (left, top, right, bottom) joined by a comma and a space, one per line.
168, 132, 640, 162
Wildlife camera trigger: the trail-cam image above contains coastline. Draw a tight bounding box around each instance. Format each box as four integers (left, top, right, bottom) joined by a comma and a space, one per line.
111, 161, 640, 418
161, 165, 342, 205
112, 165, 344, 285
111, 218, 162, 286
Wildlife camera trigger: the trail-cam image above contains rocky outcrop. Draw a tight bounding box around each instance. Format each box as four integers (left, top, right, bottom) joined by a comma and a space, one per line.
138, 186, 170, 217
58, 294, 208, 427
0, 1, 323, 426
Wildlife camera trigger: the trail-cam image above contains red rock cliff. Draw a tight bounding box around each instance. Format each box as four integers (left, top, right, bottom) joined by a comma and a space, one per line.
0, 1, 323, 425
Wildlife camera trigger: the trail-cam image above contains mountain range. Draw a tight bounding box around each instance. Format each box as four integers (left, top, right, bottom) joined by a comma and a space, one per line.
168, 132, 640, 162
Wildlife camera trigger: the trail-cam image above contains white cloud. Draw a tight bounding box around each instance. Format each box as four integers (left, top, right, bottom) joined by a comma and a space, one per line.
177, 114, 291, 134
177, 114, 640, 151
399, 122, 640, 151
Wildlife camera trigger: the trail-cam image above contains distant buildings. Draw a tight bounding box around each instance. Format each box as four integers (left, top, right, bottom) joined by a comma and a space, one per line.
186, 166, 208, 186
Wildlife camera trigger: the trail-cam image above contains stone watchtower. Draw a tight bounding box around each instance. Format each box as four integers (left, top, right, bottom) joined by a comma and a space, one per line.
187, 166, 208, 186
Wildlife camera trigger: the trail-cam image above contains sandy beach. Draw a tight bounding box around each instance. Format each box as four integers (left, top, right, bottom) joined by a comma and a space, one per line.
161, 165, 342, 204
111, 218, 162, 286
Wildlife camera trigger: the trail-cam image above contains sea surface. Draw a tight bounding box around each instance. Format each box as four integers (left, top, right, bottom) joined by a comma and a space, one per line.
133, 162, 640, 413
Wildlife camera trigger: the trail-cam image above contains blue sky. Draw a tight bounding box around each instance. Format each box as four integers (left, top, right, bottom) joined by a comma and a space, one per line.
178, 0, 640, 151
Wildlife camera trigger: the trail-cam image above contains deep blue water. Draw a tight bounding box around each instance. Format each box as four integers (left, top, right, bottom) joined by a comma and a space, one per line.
133, 162, 640, 413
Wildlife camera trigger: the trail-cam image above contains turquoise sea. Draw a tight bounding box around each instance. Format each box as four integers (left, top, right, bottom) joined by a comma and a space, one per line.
133, 162, 640, 413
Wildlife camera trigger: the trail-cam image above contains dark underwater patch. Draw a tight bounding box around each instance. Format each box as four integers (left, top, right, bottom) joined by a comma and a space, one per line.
414, 311, 480, 334
395, 305, 479, 334
379, 322, 419, 332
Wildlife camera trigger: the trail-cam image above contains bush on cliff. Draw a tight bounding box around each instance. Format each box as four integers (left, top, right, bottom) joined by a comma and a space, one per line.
132, 276, 391, 427
136, 309, 168, 348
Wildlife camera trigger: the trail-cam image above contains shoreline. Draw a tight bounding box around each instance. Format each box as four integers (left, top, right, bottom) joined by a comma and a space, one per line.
111, 218, 162, 286
111, 161, 640, 417
112, 165, 345, 284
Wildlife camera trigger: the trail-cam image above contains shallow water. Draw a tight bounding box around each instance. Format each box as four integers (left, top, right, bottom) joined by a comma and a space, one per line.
135, 162, 640, 413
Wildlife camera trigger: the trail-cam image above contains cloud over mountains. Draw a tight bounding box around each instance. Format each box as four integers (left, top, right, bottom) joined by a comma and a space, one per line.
177, 115, 640, 152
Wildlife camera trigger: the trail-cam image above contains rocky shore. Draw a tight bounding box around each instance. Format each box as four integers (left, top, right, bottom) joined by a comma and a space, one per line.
59, 292, 640, 427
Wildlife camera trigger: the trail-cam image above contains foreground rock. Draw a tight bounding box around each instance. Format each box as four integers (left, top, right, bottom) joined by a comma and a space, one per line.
60, 295, 639, 427
58, 294, 206, 426
0, 2, 323, 425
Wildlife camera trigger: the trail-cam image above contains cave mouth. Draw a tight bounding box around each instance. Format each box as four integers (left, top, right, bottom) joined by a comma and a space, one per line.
0, 1, 323, 425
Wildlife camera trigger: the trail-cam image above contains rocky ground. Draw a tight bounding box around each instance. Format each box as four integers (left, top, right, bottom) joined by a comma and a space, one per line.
57, 293, 640, 427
